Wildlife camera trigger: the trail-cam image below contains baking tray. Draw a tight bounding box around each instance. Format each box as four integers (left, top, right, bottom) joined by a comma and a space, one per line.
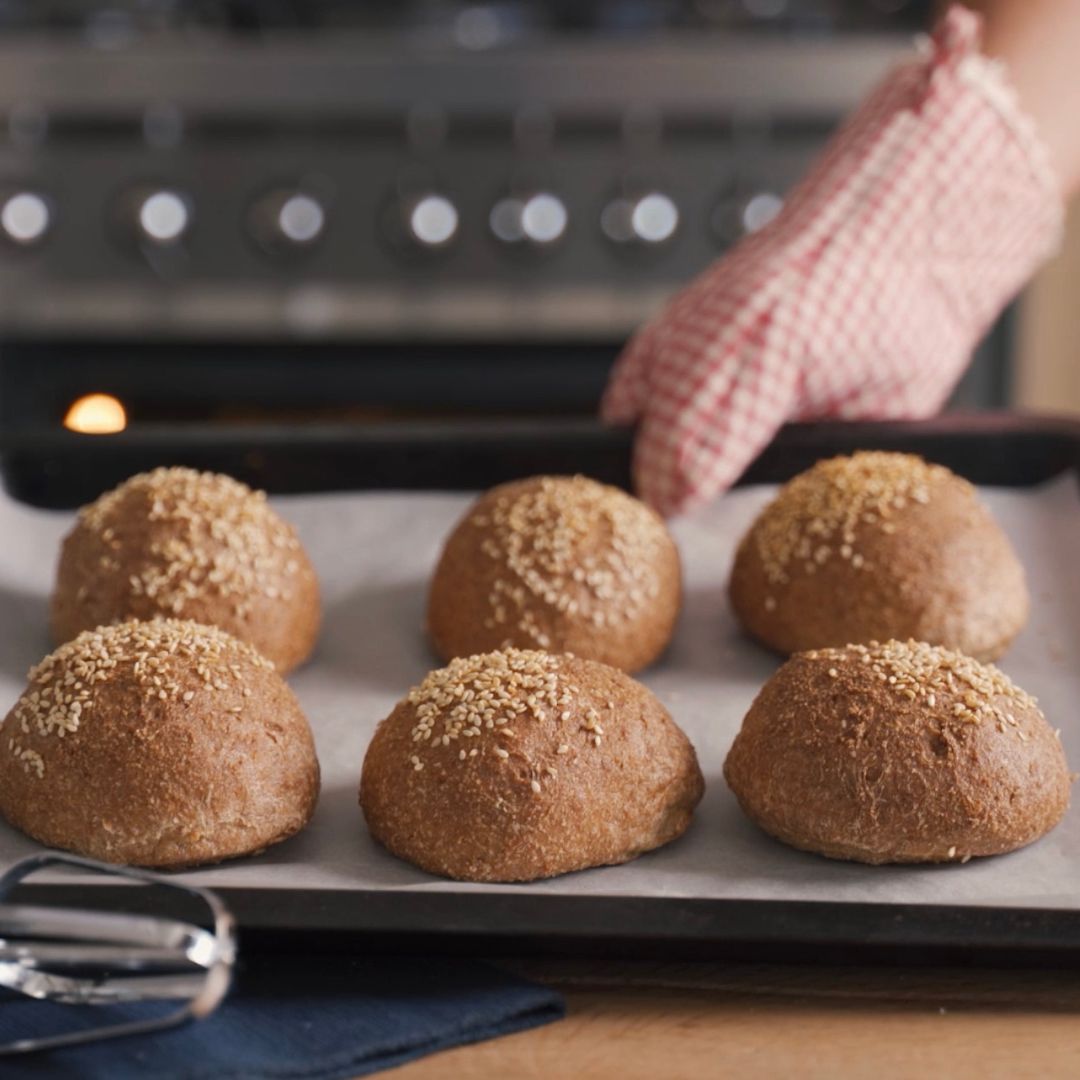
4, 413, 1080, 967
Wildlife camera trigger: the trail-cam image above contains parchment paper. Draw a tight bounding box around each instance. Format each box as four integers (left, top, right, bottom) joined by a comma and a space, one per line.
1, 477, 1078, 910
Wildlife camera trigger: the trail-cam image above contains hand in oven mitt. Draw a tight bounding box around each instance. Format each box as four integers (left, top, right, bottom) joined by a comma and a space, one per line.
601, 6, 1063, 517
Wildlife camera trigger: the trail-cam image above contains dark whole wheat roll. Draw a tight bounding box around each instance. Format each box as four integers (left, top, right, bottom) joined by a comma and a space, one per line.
51, 467, 320, 673
724, 639, 1071, 865
427, 475, 681, 673
728, 452, 1028, 661
360, 648, 704, 882
0, 619, 320, 868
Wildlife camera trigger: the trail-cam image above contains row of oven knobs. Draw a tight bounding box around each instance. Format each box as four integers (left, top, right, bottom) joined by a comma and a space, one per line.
0, 187, 784, 251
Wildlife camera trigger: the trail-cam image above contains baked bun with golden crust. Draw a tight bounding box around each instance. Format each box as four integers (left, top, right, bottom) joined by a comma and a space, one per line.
0, 619, 320, 868
360, 648, 703, 882
51, 467, 320, 673
724, 639, 1070, 865
729, 452, 1028, 661
427, 475, 681, 673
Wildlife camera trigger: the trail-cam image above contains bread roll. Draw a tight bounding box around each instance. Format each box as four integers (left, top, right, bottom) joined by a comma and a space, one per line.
360, 648, 703, 882
0, 619, 320, 867
51, 467, 320, 673
724, 639, 1070, 864
428, 475, 681, 673
729, 452, 1028, 661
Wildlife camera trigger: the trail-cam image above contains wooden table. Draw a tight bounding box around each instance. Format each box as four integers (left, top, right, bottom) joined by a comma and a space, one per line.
394, 961, 1080, 1079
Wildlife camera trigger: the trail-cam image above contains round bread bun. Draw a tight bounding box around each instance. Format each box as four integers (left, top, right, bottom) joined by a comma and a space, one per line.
360, 648, 704, 882
723, 639, 1070, 865
729, 452, 1028, 661
427, 475, 681, 673
51, 467, 320, 673
0, 618, 320, 868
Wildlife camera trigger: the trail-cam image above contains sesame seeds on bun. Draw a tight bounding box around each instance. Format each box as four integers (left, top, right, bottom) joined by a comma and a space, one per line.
360, 648, 704, 882
729, 452, 1028, 660
427, 475, 681, 673
0, 618, 320, 868
724, 639, 1070, 865
51, 467, 321, 673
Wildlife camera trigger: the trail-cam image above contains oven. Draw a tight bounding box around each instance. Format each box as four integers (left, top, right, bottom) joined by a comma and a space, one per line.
0, 0, 1013, 508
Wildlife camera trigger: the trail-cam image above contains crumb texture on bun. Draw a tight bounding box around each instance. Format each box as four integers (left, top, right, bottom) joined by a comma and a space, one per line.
729, 452, 1028, 660
0, 618, 320, 868
360, 648, 704, 882
723, 639, 1070, 865
427, 475, 681, 673
51, 467, 321, 672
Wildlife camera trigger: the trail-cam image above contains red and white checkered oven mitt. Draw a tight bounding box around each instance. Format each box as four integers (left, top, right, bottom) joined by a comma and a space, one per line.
601, 5, 1063, 517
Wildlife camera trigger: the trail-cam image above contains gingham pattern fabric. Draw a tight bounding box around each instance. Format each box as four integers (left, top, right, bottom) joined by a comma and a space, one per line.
601, 6, 1064, 517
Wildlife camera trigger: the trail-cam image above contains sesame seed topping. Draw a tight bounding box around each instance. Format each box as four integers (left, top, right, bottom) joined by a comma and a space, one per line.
74, 467, 307, 622
530, 779, 542, 793
7, 743, 45, 778
464, 475, 671, 645
2, 619, 273, 777
402, 649, 610, 772
805, 639, 1037, 730
748, 453, 952, 586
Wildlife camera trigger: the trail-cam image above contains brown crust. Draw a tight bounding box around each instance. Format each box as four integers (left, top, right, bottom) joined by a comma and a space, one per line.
0, 619, 321, 868
427, 476, 681, 673
50, 467, 321, 673
359, 649, 704, 882
729, 453, 1028, 661
723, 641, 1071, 865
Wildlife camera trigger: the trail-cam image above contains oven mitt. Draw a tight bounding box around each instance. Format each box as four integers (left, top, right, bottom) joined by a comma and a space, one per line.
0, 952, 564, 1079
601, 5, 1063, 517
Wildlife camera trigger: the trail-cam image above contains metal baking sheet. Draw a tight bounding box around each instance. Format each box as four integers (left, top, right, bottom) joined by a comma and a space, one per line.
2, 427, 1080, 960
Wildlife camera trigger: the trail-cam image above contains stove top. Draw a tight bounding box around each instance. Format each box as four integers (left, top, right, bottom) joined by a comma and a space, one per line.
0, 0, 929, 345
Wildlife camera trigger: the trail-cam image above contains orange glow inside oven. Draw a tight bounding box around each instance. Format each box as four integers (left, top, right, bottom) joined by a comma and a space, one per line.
63, 393, 128, 435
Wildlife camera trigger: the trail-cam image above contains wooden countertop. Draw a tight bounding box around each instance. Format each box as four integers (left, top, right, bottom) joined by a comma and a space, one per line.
393, 961, 1080, 1079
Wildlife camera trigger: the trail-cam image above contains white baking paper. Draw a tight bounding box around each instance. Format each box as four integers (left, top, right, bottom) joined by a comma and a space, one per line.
1, 476, 1079, 909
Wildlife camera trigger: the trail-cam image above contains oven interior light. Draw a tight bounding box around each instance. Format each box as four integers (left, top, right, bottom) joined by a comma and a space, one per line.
63, 393, 128, 435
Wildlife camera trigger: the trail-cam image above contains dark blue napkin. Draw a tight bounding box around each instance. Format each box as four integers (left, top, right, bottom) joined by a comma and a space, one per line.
0, 949, 565, 1079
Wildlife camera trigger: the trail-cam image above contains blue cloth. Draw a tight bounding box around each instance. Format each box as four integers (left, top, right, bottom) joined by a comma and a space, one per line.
0, 950, 565, 1078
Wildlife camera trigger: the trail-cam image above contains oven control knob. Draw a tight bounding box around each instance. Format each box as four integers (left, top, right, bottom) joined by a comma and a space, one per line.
135, 188, 192, 245
712, 190, 783, 245
601, 192, 679, 246
0, 190, 51, 246
490, 192, 568, 246
403, 193, 459, 249
250, 190, 326, 253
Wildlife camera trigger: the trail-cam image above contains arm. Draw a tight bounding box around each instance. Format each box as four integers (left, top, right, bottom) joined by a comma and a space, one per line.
602, 4, 1068, 516
979, 0, 1080, 192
